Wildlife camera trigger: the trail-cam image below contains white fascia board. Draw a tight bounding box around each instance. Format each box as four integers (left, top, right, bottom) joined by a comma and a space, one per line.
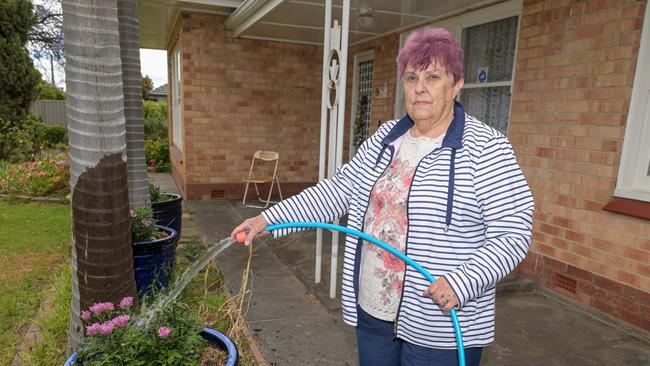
182, 0, 243, 7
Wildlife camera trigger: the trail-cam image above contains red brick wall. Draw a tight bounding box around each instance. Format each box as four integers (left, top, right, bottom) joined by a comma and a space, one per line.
511, 0, 650, 332
170, 12, 322, 200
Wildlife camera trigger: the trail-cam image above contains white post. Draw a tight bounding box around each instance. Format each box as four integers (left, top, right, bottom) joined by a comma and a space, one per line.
329, 0, 350, 299
327, 21, 341, 299
316, 0, 333, 284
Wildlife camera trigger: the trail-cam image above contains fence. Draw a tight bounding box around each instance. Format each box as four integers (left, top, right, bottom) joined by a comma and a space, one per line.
31, 100, 67, 127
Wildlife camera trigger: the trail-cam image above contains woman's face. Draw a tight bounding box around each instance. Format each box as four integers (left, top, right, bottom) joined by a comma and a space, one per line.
403, 61, 463, 124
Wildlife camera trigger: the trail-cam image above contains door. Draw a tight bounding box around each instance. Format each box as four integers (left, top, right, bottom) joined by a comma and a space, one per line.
349, 50, 374, 157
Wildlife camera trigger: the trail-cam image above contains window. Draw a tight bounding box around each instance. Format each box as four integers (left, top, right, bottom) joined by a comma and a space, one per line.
349, 50, 374, 157
614, 3, 650, 202
460, 16, 518, 134
394, 0, 522, 133
171, 45, 183, 149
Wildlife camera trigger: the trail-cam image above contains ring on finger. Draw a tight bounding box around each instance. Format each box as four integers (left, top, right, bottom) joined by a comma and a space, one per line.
440, 295, 449, 306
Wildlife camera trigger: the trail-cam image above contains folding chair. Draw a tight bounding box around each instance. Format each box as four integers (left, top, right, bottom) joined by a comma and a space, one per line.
242, 151, 283, 208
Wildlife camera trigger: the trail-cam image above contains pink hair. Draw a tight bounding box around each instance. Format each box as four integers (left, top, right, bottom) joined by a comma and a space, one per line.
396, 27, 464, 83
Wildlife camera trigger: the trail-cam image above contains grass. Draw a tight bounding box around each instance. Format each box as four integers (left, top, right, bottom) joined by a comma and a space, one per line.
21, 265, 72, 365
0, 199, 71, 365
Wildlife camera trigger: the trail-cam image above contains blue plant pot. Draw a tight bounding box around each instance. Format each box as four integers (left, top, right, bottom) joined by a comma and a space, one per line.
151, 192, 182, 237
64, 327, 238, 366
132, 225, 178, 297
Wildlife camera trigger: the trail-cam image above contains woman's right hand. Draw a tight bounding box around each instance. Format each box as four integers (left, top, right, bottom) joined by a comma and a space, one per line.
230, 214, 270, 246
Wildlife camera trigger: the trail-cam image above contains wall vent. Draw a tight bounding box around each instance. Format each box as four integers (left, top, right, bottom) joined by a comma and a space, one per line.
211, 190, 225, 200
554, 274, 577, 295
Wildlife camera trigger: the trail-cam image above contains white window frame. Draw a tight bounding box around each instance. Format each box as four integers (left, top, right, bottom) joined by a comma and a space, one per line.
171, 44, 183, 149
348, 49, 374, 158
614, 3, 650, 202
394, 0, 523, 121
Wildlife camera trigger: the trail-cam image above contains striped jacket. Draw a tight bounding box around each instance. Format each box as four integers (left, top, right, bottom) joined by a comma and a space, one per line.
262, 102, 534, 349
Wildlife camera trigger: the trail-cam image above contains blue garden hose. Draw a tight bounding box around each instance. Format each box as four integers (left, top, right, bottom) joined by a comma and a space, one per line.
266, 222, 466, 366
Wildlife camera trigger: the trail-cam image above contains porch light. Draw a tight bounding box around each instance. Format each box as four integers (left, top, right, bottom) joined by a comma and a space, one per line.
358, 6, 375, 27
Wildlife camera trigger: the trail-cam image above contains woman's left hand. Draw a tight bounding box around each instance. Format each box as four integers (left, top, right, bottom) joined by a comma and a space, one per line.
423, 277, 458, 312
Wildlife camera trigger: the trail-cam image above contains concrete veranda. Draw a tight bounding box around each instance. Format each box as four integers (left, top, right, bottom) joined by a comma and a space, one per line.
151, 173, 650, 366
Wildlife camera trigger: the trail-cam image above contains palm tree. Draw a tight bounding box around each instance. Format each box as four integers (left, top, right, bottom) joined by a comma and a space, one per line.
63, 0, 137, 351
118, 0, 150, 207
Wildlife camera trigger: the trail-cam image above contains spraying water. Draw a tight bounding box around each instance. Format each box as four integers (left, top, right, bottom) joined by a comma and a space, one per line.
134, 236, 236, 330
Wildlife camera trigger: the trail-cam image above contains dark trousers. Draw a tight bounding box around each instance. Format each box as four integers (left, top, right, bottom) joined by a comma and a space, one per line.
355, 306, 483, 366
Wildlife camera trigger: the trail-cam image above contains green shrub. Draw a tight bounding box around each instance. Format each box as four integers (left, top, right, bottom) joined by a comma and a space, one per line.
0, 0, 41, 121
0, 116, 46, 161
145, 139, 170, 171
41, 125, 66, 147
37, 81, 66, 100
143, 100, 168, 140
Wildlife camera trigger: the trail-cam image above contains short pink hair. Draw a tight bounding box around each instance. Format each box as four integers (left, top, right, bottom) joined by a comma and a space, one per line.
397, 27, 464, 83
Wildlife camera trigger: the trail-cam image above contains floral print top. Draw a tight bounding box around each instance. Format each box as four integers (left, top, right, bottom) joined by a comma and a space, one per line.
358, 129, 444, 321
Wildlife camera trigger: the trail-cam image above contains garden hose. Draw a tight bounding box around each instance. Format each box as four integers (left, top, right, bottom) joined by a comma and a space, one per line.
263, 222, 466, 366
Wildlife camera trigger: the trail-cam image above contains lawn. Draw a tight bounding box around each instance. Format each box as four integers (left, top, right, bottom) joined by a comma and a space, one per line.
0, 199, 71, 365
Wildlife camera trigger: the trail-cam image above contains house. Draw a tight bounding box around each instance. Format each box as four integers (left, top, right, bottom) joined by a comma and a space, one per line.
139, 0, 650, 335
148, 83, 168, 102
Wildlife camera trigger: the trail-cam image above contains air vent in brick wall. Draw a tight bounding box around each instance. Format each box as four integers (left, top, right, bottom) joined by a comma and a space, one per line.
554, 274, 577, 295
211, 190, 225, 200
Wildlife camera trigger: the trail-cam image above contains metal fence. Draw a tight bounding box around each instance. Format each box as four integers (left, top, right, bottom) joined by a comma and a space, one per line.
31, 100, 67, 127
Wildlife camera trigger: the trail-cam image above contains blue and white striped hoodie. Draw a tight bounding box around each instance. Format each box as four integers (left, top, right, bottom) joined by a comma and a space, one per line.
262, 102, 534, 349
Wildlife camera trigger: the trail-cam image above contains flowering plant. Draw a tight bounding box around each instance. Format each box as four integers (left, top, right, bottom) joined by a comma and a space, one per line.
0, 156, 69, 197
76, 296, 207, 365
131, 206, 157, 242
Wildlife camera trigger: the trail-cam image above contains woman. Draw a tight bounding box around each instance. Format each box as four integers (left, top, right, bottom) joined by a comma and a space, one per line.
232, 27, 534, 366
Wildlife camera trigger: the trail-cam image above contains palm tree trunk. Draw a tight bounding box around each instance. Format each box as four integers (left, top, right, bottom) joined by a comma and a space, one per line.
118, 0, 150, 208
63, 0, 137, 352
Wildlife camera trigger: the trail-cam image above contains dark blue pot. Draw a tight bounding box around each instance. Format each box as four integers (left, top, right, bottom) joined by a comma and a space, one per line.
132, 225, 178, 297
151, 193, 182, 238
64, 327, 238, 366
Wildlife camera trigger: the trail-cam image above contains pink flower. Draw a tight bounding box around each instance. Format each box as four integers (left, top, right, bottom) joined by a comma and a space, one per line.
148, 159, 157, 167
110, 314, 130, 328
141, 219, 151, 227
37, 171, 47, 177
98, 321, 114, 335
157, 326, 171, 339
86, 323, 101, 335
89, 302, 114, 316
119, 296, 134, 309
81, 310, 92, 320
49, 159, 57, 164
130, 209, 137, 218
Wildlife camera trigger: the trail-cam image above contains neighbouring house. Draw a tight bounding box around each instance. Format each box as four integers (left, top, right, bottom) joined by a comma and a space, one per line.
139, 0, 650, 335
148, 83, 168, 102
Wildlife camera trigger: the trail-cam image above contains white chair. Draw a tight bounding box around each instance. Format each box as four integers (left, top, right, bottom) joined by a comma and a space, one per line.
242, 151, 283, 208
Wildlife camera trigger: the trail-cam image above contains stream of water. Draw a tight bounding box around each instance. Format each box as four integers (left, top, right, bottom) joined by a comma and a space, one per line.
134, 236, 235, 330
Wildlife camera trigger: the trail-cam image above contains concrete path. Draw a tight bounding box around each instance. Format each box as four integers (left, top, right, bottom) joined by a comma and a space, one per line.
150, 173, 650, 366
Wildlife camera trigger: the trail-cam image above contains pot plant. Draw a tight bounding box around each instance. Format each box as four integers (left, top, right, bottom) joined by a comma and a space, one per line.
64, 296, 239, 365
131, 207, 179, 297
149, 183, 183, 238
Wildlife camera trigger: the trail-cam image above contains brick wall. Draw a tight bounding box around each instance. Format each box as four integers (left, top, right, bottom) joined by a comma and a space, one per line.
170, 12, 322, 200
511, 0, 650, 332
